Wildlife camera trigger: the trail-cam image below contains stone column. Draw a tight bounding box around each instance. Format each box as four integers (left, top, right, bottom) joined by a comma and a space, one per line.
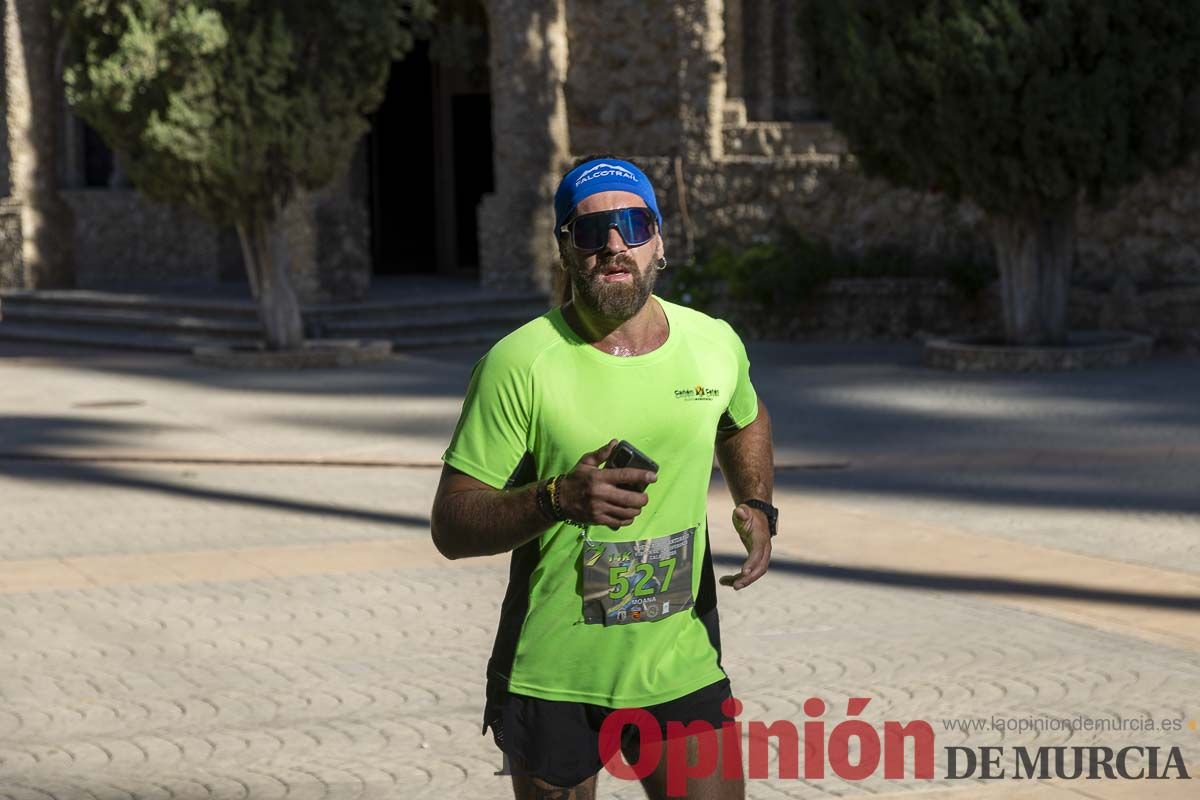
0, 3, 20, 288
0, 0, 10, 200
670, 0, 725, 266
3, 0, 73, 288
676, 0, 726, 166
478, 0, 571, 294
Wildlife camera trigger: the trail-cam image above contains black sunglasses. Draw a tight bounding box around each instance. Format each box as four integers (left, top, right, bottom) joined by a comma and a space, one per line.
560, 207, 657, 252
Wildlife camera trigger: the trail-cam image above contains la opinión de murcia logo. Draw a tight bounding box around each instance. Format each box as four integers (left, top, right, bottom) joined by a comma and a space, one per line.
594, 697, 1192, 797
944, 744, 1190, 780
575, 162, 639, 186
601, 697, 934, 796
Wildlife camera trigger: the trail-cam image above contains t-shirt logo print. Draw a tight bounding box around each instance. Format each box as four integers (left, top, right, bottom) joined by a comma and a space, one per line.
674, 384, 721, 401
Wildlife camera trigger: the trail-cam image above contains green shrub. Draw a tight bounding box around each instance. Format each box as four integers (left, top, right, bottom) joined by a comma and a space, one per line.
663, 229, 996, 316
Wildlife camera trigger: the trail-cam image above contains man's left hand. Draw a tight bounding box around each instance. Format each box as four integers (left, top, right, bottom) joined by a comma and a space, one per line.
719, 503, 772, 590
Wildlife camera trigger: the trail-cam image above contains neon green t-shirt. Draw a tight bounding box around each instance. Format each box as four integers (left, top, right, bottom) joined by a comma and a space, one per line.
442, 296, 758, 710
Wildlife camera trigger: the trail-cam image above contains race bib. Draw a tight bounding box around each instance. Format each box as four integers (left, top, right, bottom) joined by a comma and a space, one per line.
581, 527, 696, 626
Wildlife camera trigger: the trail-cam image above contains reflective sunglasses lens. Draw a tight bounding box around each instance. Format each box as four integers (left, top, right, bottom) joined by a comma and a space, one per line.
616, 208, 655, 246
572, 214, 611, 251
570, 208, 656, 250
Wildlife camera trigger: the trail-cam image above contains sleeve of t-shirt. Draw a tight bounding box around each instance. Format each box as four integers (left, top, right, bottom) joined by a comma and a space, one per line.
442, 348, 532, 489
718, 320, 759, 432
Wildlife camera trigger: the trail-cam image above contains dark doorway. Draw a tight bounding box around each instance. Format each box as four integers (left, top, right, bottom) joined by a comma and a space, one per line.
368, 30, 493, 276
449, 93, 493, 269
368, 41, 437, 275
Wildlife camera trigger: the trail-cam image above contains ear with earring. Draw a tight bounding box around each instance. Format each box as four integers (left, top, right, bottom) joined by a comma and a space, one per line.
656, 256, 668, 270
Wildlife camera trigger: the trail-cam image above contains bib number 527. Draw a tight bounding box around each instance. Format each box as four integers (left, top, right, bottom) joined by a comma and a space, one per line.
608, 557, 676, 600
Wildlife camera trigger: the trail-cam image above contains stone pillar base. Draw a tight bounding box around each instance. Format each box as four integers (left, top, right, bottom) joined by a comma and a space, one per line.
0, 201, 25, 289
479, 191, 551, 294
281, 188, 371, 305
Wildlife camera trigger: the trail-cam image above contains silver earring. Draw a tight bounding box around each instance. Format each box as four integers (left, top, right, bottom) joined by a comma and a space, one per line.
656, 257, 668, 271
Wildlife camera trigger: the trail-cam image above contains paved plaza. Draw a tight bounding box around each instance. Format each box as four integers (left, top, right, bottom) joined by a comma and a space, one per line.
1, 339, 1199, 799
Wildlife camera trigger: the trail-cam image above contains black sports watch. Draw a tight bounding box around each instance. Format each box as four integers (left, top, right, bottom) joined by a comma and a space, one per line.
742, 499, 778, 538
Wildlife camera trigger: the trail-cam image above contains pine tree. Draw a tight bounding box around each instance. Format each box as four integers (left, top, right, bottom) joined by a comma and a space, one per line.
59, 0, 434, 349
802, 0, 1200, 345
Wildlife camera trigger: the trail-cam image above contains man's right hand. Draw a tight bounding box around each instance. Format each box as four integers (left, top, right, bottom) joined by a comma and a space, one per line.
557, 439, 657, 528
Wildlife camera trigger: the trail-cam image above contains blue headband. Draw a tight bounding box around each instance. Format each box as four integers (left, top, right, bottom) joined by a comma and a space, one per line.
554, 158, 663, 232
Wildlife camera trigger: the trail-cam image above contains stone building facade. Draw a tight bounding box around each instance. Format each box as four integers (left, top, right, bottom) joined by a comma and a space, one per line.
1, 0, 1197, 301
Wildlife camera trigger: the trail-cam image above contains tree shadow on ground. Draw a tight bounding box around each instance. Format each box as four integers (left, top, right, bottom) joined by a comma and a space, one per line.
4, 340, 1200, 519
711, 553, 1200, 611
0, 415, 429, 530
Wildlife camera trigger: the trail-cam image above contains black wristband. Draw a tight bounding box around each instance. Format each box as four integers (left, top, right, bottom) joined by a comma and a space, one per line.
742, 498, 778, 537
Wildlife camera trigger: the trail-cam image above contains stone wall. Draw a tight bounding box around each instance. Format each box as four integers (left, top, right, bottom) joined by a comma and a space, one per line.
652, 125, 1200, 294
61, 190, 234, 290
723, 278, 1000, 342
695, 153, 987, 264
1076, 157, 1200, 289
564, 1, 680, 157
60, 183, 371, 303
687, 277, 1200, 352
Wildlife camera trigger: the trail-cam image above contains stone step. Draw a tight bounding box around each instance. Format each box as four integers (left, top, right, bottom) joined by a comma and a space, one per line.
2, 288, 548, 322
0, 288, 259, 318
0, 303, 262, 337
306, 293, 547, 322
0, 319, 521, 354
389, 326, 524, 351
316, 305, 545, 338
0, 322, 263, 353
0, 286, 550, 354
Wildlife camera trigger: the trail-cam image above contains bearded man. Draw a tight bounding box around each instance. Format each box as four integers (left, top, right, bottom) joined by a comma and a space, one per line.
431, 155, 778, 800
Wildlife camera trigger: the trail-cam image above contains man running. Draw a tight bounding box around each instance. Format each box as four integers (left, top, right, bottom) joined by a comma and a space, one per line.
431, 155, 777, 799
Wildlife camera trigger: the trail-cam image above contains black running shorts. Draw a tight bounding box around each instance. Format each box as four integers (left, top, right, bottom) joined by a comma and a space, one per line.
488, 677, 734, 788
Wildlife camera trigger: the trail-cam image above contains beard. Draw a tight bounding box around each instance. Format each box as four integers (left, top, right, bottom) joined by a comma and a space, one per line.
569, 253, 658, 319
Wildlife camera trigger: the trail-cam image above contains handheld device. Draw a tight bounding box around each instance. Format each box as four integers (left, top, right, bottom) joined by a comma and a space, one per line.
606, 440, 659, 491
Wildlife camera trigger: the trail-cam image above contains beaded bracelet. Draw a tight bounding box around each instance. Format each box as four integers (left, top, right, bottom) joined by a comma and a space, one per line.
548, 475, 564, 518
547, 475, 586, 529
535, 478, 556, 522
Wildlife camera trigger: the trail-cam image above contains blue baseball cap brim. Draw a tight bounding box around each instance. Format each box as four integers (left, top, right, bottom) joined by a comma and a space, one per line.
554, 158, 663, 234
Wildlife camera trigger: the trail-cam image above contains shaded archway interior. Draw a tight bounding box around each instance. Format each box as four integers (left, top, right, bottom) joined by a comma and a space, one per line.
368, 24, 494, 277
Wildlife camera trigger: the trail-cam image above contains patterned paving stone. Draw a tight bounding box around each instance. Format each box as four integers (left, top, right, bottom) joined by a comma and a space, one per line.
2, 343, 1199, 798
1, 556, 1197, 799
